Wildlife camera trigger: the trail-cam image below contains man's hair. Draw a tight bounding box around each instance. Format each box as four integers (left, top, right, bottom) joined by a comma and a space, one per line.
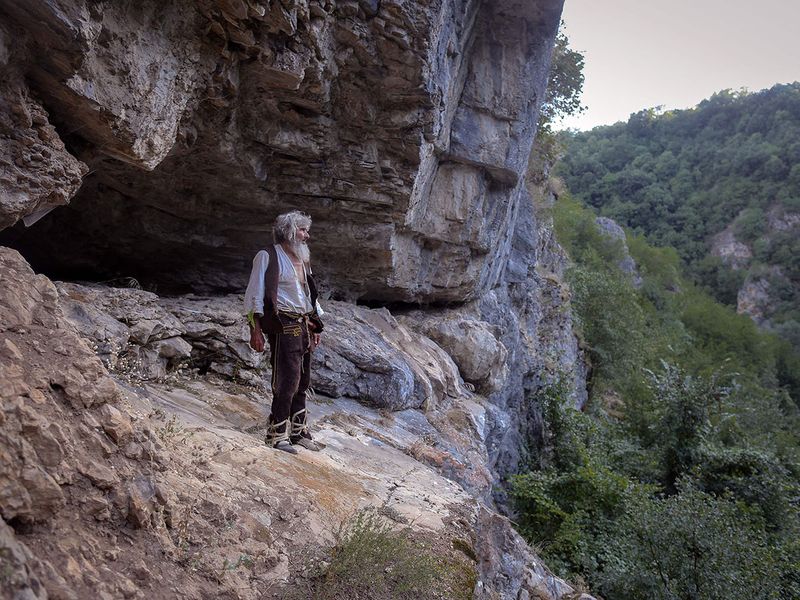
273, 211, 312, 244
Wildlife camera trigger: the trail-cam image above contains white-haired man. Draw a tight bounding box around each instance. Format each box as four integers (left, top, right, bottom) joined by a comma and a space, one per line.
244, 211, 324, 454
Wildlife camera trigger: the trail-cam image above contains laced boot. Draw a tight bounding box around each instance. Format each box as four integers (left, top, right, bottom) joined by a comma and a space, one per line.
290, 409, 325, 451
265, 418, 298, 455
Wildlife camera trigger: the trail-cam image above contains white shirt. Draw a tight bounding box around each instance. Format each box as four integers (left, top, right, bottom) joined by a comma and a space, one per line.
244, 245, 323, 316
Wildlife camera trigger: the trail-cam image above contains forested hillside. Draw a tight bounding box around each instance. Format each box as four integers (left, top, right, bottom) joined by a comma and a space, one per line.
505, 33, 800, 599
511, 180, 800, 598
556, 83, 800, 350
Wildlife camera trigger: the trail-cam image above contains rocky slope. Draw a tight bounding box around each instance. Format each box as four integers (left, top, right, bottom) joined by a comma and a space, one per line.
1, 247, 591, 599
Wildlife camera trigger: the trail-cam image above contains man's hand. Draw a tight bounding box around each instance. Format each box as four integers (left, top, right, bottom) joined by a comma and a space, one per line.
311, 332, 321, 351
249, 327, 265, 353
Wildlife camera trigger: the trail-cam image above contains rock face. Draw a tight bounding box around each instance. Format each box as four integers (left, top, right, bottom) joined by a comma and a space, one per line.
0, 21, 88, 230
0, 0, 597, 596
0, 246, 593, 599
710, 206, 799, 340
0, 0, 583, 483
0, 0, 564, 304
711, 227, 752, 270
400, 311, 510, 395
737, 267, 781, 326
594, 216, 642, 287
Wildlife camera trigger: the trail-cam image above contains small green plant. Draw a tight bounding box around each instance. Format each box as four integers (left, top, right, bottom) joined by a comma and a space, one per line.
156, 414, 193, 446
220, 554, 254, 576
312, 508, 473, 600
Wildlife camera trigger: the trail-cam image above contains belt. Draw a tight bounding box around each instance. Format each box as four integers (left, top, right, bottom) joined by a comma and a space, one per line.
277, 310, 313, 339
277, 310, 314, 322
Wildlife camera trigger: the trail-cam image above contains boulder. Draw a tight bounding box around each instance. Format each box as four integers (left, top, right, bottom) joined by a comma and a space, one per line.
400, 312, 509, 394
312, 302, 468, 409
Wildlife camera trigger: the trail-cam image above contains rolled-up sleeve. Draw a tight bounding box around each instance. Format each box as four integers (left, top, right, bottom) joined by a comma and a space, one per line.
244, 250, 269, 316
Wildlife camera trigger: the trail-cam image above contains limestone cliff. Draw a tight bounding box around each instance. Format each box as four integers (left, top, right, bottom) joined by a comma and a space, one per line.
0, 1, 592, 598
1, 0, 562, 303
711, 205, 800, 339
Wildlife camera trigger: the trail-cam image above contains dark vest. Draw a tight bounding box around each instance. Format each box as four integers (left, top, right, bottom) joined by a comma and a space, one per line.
259, 245, 323, 334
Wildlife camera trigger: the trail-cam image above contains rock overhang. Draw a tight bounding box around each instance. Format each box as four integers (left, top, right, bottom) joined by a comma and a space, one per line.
0, 0, 564, 304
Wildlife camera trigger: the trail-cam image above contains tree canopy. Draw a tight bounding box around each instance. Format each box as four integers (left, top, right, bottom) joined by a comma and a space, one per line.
556, 83, 800, 349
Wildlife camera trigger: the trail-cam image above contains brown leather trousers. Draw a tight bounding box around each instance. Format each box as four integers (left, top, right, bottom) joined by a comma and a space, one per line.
265, 312, 314, 444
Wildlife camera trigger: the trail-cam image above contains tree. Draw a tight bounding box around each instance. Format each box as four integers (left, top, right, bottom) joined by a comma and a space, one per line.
539, 23, 585, 131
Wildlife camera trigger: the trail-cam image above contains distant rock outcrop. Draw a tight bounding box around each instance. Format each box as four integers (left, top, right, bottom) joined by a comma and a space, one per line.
594, 216, 642, 287
711, 227, 753, 270
710, 206, 799, 336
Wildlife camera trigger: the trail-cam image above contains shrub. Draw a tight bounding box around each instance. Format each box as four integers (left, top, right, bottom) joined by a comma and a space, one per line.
599, 486, 784, 600
312, 509, 473, 600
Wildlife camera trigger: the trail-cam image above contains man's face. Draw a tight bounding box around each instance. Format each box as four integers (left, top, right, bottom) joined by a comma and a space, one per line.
295, 226, 310, 244
289, 225, 311, 263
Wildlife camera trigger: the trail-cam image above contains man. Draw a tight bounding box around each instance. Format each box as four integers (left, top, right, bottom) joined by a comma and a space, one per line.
244, 211, 324, 454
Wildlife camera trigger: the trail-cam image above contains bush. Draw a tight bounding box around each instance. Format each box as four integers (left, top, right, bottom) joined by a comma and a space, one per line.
312, 509, 473, 600
599, 486, 785, 600
693, 446, 796, 532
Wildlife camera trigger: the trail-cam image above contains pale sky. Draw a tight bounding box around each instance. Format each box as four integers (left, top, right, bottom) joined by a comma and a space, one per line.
557, 0, 800, 131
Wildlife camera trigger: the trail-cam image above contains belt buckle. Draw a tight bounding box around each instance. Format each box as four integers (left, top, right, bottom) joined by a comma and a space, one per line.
283, 323, 302, 337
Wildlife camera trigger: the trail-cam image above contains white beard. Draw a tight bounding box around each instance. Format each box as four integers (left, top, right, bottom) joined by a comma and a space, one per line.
288, 240, 310, 264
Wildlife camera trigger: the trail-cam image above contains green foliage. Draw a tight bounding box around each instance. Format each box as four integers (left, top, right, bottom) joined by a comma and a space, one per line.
539, 22, 585, 132
693, 255, 747, 305
552, 194, 654, 395
512, 196, 800, 599
646, 364, 721, 490
600, 486, 785, 600
693, 447, 796, 533
312, 509, 473, 600
557, 83, 800, 350
735, 207, 767, 243
510, 383, 639, 579
512, 367, 800, 600
553, 194, 627, 268
569, 266, 647, 384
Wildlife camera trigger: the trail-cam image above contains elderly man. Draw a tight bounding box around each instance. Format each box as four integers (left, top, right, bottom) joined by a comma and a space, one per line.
244, 211, 324, 454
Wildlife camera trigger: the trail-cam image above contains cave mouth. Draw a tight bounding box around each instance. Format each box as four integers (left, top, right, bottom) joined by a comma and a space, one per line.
0, 206, 214, 296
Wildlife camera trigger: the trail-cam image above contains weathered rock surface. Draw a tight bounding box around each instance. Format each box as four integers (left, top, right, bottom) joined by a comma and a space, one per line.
475, 173, 587, 484
710, 206, 799, 339
0, 22, 88, 230
0, 0, 597, 594
399, 311, 509, 394
56, 282, 469, 412
1, 0, 564, 306
737, 267, 780, 325
0, 246, 592, 599
0, 248, 122, 521
711, 226, 753, 270
312, 301, 469, 410
766, 205, 800, 233
0, 0, 585, 495
595, 216, 642, 287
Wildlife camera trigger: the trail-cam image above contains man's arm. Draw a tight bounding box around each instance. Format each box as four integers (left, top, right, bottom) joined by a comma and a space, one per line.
248, 311, 266, 353
244, 251, 269, 352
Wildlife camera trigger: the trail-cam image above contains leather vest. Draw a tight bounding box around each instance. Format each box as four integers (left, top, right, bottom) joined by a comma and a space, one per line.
259, 245, 323, 334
